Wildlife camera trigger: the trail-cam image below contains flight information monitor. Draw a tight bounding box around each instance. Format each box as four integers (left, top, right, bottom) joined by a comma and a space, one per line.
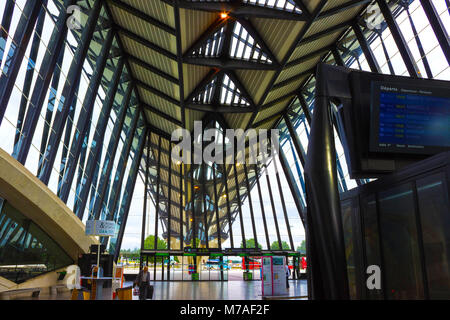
370, 81, 450, 155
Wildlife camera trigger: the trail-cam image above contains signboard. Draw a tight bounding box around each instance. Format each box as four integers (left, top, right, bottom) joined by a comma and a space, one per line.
261, 256, 287, 297
272, 256, 287, 295
224, 248, 262, 255
86, 220, 116, 236
183, 247, 221, 254
261, 256, 273, 296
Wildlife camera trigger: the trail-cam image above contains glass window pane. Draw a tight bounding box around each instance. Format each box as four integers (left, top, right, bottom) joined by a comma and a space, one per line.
0, 200, 73, 283
361, 194, 383, 299
378, 183, 424, 299
416, 173, 450, 299
341, 199, 357, 299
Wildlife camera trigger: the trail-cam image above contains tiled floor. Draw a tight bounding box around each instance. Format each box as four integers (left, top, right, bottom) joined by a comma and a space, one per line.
11, 280, 308, 300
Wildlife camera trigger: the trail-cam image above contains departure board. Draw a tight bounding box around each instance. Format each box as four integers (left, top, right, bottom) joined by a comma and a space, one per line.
370, 82, 450, 154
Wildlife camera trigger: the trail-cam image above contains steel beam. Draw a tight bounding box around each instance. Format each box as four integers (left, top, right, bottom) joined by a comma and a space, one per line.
154, 135, 162, 250
13, 2, 47, 153
59, 29, 115, 203
318, 0, 371, 19
420, 0, 450, 66
272, 153, 295, 251
108, 0, 176, 34
74, 59, 125, 219
92, 84, 133, 220
351, 21, 381, 73
113, 125, 147, 262
212, 163, 222, 249
168, 143, 173, 250
117, 26, 177, 60
0, 0, 16, 67
0, 0, 42, 126
141, 132, 150, 251
283, 113, 306, 167
243, 163, 258, 249
38, 0, 103, 185
183, 57, 278, 70
222, 133, 234, 248
104, 107, 141, 224
376, 0, 420, 77
233, 161, 246, 249
277, 144, 306, 224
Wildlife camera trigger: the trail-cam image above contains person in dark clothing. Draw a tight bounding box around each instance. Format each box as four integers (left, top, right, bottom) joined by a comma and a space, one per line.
285, 264, 291, 289
134, 266, 151, 300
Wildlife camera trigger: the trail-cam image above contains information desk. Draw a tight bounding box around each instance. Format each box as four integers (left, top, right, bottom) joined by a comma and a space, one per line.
80, 276, 115, 300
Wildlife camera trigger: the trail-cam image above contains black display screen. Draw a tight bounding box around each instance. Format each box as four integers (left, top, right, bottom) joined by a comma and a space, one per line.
370, 81, 450, 154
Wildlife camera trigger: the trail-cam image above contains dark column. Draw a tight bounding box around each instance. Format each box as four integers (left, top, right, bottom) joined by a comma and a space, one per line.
304, 64, 350, 299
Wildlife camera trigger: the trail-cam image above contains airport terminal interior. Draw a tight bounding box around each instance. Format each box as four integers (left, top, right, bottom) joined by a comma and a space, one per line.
0, 0, 449, 300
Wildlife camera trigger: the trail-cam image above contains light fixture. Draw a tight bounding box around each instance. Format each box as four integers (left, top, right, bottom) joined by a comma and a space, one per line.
222, 194, 227, 198
220, 12, 228, 19
176, 160, 181, 165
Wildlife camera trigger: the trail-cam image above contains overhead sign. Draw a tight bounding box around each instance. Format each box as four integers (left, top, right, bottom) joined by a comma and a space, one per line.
86, 220, 116, 236
224, 248, 262, 254
183, 247, 221, 254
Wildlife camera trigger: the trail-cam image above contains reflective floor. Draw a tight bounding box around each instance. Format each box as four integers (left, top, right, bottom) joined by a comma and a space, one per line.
11, 280, 307, 300
128, 280, 308, 300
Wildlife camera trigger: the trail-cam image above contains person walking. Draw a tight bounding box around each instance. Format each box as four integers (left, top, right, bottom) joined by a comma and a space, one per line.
285, 264, 291, 289
134, 266, 151, 300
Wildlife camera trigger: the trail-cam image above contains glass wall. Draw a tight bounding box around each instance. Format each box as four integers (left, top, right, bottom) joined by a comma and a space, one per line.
339, 152, 450, 299
0, 0, 147, 259
0, 198, 73, 283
